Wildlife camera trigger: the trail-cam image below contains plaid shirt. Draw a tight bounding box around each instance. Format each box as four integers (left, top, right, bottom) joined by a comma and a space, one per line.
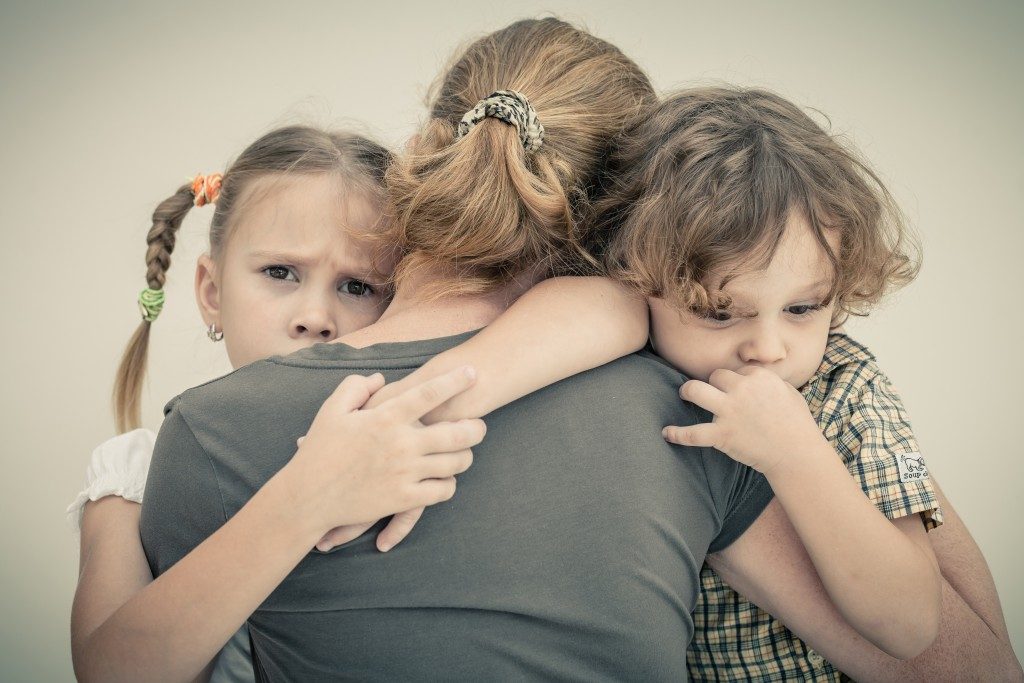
687, 333, 942, 681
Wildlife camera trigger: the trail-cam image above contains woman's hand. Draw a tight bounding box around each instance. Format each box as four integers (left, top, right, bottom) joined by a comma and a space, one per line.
282, 366, 487, 540
662, 366, 825, 475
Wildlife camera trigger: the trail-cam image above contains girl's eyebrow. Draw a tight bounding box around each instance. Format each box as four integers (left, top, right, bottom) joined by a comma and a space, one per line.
247, 248, 378, 278
247, 249, 314, 265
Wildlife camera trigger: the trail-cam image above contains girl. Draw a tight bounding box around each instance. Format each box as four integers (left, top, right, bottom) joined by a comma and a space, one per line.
69, 123, 646, 681
593, 87, 1019, 680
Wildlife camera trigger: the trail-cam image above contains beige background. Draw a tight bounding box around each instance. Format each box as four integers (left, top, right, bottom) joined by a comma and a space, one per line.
1, 1, 1021, 679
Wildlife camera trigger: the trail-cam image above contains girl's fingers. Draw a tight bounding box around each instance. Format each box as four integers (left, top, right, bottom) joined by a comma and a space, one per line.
662, 422, 719, 448
414, 476, 459, 507
416, 419, 487, 455
418, 449, 474, 479
376, 507, 425, 553
316, 521, 375, 552
324, 373, 386, 415
384, 366, 478, 423
679, 380, 727, 414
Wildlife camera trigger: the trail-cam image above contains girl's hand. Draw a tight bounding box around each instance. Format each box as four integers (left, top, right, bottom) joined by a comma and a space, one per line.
283, 366, 486, 537
316, 507, 424, 553
662, 366, 825, 475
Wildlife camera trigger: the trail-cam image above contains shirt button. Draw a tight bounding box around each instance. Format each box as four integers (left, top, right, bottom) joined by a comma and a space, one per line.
807, 649, 825, 667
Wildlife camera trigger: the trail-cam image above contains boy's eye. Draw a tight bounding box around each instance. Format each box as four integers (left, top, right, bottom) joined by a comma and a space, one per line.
702, 309, 732, 323
339, 280, 375, 297
787, 303, 822, 316
263, 266, 297, 282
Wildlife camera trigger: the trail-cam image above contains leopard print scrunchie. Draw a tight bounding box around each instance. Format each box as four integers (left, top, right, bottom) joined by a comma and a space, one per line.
456, 90, 545, 153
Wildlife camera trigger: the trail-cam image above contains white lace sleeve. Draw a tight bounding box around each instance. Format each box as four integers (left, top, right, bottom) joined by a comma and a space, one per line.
66, 428, 157, 533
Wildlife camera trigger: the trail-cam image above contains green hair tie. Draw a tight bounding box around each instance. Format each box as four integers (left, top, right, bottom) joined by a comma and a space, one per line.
138, 287, 165, 322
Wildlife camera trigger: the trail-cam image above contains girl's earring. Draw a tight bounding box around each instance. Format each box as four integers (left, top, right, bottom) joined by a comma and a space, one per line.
207, 323, 224, 342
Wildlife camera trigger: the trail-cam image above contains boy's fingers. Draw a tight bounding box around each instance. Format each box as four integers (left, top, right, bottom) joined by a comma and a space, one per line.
418, 449, 474, 479
662, 423, 718, 448
416, 419, 487, 454
384, 366, 477, 423
679, 380, 726, 414
707, 368, 742, 392
325, 373, 386, 415
376, 507, 425, 553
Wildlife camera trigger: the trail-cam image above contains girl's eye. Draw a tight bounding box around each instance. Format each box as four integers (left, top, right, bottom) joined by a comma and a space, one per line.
787, 303, 822, 316
263, 265, 297, 282
339, 280, 375, 297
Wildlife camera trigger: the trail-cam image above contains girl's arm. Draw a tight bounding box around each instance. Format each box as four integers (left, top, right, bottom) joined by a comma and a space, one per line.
72, 369, 484, 683
71, 499, 160, 669
71, 498, 218, 683
320, 276, 647, 553
367, 276, 648, 420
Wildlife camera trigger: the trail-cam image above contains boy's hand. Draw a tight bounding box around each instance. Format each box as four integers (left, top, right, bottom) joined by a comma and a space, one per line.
662, 366, 824, 475
283, 366, 486, 538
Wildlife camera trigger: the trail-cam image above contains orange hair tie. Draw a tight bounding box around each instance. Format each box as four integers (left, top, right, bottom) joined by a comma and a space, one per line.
190, 173, 223, 207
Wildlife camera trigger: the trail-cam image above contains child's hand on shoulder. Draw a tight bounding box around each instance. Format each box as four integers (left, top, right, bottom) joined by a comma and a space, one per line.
662, 366, 825, 475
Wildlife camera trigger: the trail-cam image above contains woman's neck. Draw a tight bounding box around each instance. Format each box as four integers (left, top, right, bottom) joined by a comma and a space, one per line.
337, 264, 539, 348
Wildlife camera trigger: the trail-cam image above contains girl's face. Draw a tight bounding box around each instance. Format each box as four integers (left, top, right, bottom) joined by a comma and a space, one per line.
649, 212, 838, 389
195, 173, 392, 369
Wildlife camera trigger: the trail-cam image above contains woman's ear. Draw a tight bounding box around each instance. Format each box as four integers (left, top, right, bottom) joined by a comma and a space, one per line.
194, 254, 221, 327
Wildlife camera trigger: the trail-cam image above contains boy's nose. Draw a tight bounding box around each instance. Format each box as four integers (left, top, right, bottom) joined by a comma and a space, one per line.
738, 329, 787, 365
290, 307, 337, 341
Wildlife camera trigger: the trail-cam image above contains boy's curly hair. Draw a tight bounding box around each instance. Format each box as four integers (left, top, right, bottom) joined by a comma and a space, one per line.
592, 86, 920, 323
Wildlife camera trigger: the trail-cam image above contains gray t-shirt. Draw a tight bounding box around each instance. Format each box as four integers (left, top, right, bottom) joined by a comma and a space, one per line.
140, 331, 773, 682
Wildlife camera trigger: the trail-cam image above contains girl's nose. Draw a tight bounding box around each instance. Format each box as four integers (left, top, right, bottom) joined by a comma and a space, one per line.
290, 306, 337, 341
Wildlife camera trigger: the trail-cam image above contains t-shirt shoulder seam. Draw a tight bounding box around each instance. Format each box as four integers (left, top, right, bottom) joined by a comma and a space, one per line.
266, 357, 427, 371
174, 407, 230, 525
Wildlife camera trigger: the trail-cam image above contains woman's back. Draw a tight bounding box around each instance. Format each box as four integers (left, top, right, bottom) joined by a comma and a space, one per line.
141, 333, 773, 681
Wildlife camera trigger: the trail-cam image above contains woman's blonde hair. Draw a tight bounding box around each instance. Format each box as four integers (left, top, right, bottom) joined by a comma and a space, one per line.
112, 126, 392, 433
595, 86, 920, 323
384, 17, 657, 295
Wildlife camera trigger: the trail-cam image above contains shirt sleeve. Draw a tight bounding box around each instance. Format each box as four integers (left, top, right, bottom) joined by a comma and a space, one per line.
833, 374, 942, 529
66, 428, 156, 533
702, 448, 776, 553
138, 400, 229, 577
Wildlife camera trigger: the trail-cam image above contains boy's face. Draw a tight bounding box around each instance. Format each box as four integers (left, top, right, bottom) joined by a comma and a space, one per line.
649, 212, 838, 389
195, 173, 392, 369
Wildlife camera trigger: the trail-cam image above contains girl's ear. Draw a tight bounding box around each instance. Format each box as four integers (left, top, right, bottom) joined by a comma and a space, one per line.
194, 254, 221, 327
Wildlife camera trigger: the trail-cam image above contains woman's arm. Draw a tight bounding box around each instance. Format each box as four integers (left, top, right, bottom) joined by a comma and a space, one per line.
835, 480, 1022, 680
367, 276, 648, 420
710, 496, 1023, 681
72, 369, 485, 683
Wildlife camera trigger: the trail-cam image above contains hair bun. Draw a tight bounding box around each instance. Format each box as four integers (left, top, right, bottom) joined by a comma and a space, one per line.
457, 90, 545, 153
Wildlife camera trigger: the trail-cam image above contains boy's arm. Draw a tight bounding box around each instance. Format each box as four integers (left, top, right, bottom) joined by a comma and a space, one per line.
366, 276, 648, 420
710, 496, 1023, 681
669, 368, 942, 658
